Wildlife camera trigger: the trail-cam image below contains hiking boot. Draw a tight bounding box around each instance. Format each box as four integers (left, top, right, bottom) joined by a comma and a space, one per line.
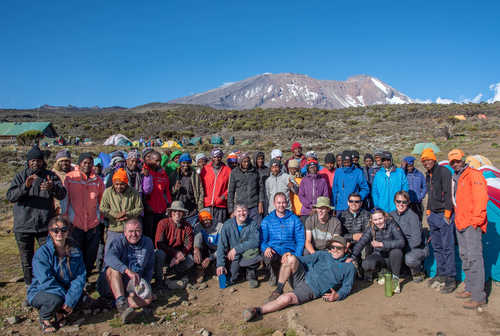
242, 307, 261, 322
268, 272, 277, 287
248, 279, 259, 289
266, 290, 282, 303
412, 272, 425, 283
392, 276, 401, 294
463, 299, 486, 310
427, 275, 445, 289
455, 290, 472, 299
440, 277, 456, 294
120, 307, 136, 324
377, 272, 385, 285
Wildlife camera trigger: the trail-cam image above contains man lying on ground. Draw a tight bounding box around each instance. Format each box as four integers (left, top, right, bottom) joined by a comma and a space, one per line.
243, 236, 355, 322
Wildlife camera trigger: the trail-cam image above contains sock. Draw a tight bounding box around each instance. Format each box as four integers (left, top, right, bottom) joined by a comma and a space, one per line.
256, 307, 262, 315
276, 282, 285, 294
115, 295, 126, 304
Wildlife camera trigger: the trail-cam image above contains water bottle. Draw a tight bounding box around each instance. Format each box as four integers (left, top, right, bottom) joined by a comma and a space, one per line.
384, 273, 393, 297
218, 273, 227, 289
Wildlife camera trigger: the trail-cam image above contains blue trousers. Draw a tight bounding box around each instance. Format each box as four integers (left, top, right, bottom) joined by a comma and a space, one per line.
428, 212, 456, 277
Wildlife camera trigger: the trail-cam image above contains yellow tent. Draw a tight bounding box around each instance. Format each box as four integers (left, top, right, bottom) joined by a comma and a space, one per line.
465, 155, 492, 169
161, 140, 182, 149
454, 115, 466, 121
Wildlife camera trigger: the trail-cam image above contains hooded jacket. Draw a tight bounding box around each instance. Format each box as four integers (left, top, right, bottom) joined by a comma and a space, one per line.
62, 168, 105, 232
165, 150, 183, 176
7, 167, 66, 233
227, 164, 264, 214
260, 209, 305, 256
265, 171, 292, 213
200, 161, 231, 208
332, 166, 369, 211
372, 166, 409, 213
27, 238, 86, 308
298, 173, 330, 216
297, 252, 355, 300
216, 217, 260, 267
406, 168, 427, 203
352, 218, 405, 258
452, 166, 488, 232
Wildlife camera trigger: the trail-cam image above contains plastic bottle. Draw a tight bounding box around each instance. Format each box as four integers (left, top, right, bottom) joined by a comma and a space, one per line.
218, 273, 227, 289
384, 272, 393, 297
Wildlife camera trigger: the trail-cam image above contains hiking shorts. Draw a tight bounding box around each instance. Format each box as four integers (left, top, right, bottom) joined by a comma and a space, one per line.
291, 262, 316, 304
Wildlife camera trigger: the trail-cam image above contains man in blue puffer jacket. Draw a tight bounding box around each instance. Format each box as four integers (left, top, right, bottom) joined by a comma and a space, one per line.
331, 151, 369, 212
372, 151, 409, 213
261, 192, 305, 286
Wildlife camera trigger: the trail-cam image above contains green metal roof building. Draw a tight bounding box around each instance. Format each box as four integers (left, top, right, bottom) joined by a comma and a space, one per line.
0, 122, 57, 143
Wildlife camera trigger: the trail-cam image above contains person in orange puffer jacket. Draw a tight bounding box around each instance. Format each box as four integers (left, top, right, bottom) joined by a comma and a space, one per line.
448, 149, 489, 310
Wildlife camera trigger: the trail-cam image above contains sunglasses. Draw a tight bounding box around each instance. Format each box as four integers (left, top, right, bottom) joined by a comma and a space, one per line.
395, 200, 409, 205
50, 227, 69, 234
328, 245, 344, 251
348, 200, 362, 204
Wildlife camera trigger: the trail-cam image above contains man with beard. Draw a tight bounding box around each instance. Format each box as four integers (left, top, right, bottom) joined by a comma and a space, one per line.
170, 153, 204, 227
7, 145, 66, 285
142, 149, 171, 241
228, 153, 264, 224
62, 153, 105, 276
200, 149, 231, 226
154, 201, 194, 286
193, 210, 223, 282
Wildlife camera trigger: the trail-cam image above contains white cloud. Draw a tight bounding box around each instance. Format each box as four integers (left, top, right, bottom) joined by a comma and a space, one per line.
488, 82, 500, 103
471, 93, 483, 103
436, 97, 454, 104
414, 98, 432, 104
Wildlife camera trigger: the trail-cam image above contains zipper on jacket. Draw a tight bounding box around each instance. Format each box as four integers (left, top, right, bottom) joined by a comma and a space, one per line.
211, 167, 221, 206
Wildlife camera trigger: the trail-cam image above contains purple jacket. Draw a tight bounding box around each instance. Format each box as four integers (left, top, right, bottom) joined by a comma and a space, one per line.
298, 173, 329, 216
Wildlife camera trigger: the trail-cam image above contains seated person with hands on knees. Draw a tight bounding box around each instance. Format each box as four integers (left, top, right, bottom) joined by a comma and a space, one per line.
27, 216, 86, 333
243, 236, 355, 322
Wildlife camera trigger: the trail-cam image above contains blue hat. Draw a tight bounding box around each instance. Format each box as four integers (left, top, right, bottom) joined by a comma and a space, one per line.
403, 156, 416, 165
94, 157, 103, 166
179, 153, 192, 164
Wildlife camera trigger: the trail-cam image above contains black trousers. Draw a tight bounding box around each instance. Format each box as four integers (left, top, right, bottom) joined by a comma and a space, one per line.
71, 226, 101, 276
14, 231, 48, 285
31, 291, 64, 320
362, 249, 403, 277
263, 252, 282, 279
143, 212, 164, 241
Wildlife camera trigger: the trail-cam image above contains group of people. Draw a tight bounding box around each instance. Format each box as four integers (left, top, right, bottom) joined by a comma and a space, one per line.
6, 141, 489, 331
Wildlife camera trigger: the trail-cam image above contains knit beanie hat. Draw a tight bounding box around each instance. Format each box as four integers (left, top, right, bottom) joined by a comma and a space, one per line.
271, 149, 283, 159
78, 153, 94, 165
195, 153, 207, 163
179, 153, 192, 164
420, 148, 437, 162
55, 149, 71, 162
112, 168, 129, 184
324, 153, 336, 164
26, 145, 44, 162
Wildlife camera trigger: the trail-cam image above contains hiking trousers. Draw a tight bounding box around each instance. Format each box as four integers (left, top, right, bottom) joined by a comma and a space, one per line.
71, 226, 101, 276
362, 249, 403, 277
456, 226, 486, 302
428, 212, 456, 278
31, 291, 64, 321
14, 231, 47, 285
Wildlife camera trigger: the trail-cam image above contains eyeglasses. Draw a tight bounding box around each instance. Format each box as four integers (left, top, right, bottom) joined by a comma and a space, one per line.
348, 200, 362, 204
50, 227, 68, 234
395, 200, 409, 205
328, 246, 344, 251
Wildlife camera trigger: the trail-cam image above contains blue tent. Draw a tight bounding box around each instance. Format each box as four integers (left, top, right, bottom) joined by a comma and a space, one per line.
210, 135, 223, 145
98, 152, 111, 169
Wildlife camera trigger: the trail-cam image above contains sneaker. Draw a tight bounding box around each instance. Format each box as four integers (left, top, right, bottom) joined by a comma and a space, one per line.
248, 279, 259, 289
463, 299, 486, 310
266, 290, 281, 303
440, 277, 456, 294
242, 307, 261, 322
377, 272, 385, 285
427, 275, 445, 288
115, 297, 129, 313
393, 276, 401, 294
120, 307, 136, 324
455, 290, 472, 299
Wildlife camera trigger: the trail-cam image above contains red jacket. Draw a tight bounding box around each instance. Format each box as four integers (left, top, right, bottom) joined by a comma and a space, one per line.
144, 164, 171, 214
155, 217, 193, 257
319, 167, 335, 198
453, 167, 488, 233
200, 162, 231, 208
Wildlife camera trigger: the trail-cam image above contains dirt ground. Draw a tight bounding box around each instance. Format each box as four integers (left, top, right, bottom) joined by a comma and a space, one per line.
0, 216, 499, 336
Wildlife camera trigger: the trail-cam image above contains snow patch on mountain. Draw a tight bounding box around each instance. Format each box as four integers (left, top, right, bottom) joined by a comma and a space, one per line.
371, 78, 389, 94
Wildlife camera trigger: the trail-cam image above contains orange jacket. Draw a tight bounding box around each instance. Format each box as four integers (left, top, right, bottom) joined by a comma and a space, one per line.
62, 168, 105, 232
290, 177, 303, 216
453, 167, 488, 232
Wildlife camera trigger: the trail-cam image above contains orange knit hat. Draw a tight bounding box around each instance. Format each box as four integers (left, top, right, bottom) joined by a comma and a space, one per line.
448, 149, 465, 162
198, 210, 213, 221
420, 148, 437, 162
112, 168, 129, 184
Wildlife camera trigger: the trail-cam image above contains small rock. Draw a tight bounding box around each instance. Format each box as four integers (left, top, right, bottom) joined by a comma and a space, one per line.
188, 293, 198, 301
158, 316, 166, 324
180, 313, 188, 319
181, 301, 190, 307
177, 333, 183, 336
8, 276, 23, 283
74, 317, 85, 327
272, 331, 285, 336
5, 316, 19, 325
201, 330, 211, 336
102, 332, 111, 336
61, 325, 80, 333
198, 283, 208, 290
229, 287, 237, 293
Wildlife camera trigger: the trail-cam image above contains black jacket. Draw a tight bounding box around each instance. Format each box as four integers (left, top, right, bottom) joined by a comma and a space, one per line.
227, 165, 264, 214
425, 164, 453, 213
352, 218, 405, 258
337, 209, 371, 241
6, 168, 66, 233
390, 209, 423, 250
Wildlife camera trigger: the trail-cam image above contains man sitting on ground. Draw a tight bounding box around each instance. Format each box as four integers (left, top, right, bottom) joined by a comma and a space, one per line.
243, 236, 355, 321
216, 203, 261, 288
193, 209, 223, 282
97, 219, 154, 324
304, 197, 341, 255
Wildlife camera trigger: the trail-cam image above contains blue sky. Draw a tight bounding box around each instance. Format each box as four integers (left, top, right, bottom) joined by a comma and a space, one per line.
1, 0, 499, 108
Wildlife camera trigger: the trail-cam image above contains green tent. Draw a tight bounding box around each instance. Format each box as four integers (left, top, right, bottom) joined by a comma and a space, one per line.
210, 135, 223, 145
189, 137, 202, 146
241, 139, 252, 145
411, 142, 441, 155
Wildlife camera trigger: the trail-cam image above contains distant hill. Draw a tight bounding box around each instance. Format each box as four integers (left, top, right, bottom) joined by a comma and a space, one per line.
169, 73, 412, 110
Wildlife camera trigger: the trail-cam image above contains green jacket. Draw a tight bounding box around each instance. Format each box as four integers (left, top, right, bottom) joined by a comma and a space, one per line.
100, 186, 144, 232
165, 150, 183, 176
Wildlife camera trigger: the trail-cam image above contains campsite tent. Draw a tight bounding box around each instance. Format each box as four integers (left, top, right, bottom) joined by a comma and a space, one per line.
189, 137, 202, 146
161, 140, 182, 149
466, 155, 492, 169
210, 135, 223, 145
411, 142, 441, 155
103, 134, 133, 146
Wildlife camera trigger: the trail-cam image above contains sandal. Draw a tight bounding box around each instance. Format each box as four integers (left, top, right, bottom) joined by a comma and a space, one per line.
39, 319, 57, 333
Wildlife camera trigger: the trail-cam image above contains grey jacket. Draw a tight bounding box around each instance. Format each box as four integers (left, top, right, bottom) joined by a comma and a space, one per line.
265, 171, 291, 213
390, 209, 423, 250
216, 217, 260, 268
